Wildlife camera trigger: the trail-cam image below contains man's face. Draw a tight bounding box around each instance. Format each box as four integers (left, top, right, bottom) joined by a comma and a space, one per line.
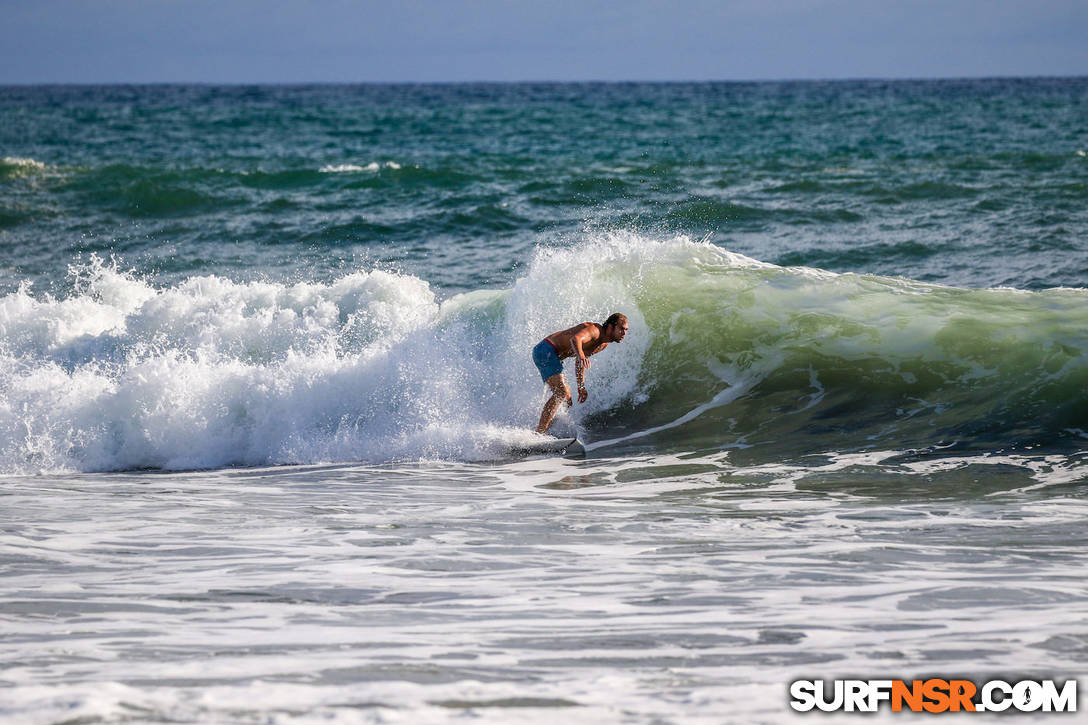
610, 321, 628, 342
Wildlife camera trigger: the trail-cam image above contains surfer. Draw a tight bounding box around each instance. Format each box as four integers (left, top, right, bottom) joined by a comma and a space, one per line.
532, 313, 629, 434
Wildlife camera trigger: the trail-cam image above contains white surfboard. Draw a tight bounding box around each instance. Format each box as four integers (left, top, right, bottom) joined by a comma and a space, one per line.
509, 437, 585, 457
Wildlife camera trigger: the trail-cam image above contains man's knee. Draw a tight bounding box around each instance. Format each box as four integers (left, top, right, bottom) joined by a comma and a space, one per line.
546, 376, 570, 400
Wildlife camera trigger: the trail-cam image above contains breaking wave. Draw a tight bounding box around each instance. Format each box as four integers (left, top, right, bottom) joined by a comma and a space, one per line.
1, 234, 1086, 473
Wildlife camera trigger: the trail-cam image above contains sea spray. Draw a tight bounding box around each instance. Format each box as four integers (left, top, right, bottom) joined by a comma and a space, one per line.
0, 244, 645, 473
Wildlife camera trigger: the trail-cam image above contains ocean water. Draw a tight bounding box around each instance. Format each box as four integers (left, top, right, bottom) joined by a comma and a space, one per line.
1, 80, 1087, 723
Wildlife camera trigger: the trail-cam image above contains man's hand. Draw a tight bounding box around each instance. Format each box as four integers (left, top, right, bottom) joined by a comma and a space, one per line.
578, 354, 591, 372
577, 385, 588, 404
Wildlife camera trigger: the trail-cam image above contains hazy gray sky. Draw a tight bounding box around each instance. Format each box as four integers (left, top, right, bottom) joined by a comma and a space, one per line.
2, 0, 1086, 84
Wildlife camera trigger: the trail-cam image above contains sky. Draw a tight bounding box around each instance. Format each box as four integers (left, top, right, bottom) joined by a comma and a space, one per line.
1, 0, 1086, 84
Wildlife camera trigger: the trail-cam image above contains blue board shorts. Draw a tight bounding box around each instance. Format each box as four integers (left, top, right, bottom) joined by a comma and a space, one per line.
532, 339, 563, 382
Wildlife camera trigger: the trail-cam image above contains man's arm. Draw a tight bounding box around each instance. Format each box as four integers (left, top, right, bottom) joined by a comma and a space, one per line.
570, 324, 597, 403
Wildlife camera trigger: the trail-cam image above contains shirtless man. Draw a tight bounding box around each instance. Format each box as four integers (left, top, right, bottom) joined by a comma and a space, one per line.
531, 313, 629, 434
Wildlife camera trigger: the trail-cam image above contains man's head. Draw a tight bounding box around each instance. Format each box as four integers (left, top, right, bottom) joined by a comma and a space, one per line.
603, 312, 628, 342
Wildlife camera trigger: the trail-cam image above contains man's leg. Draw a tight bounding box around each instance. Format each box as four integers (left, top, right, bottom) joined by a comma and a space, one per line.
536, 374, 572, 434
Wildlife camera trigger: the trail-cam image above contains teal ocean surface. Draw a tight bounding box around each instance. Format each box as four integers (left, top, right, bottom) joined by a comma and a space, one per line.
2, 80, 1087, 723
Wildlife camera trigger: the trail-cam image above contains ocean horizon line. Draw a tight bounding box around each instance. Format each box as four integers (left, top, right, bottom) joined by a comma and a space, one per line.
3, 73, 1087, 89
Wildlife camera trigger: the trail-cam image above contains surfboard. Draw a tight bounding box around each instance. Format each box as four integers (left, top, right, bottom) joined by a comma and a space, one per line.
508, 437, 585, 457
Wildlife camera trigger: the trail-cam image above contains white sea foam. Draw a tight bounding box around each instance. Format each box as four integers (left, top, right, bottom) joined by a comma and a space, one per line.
319, 161, 402, 173
2, 454, 1085, 724
1, 156, 47, 169
0, 156, 51, 178
0, 237, 661, 474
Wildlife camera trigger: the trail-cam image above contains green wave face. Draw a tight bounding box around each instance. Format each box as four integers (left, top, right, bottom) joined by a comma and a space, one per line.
557, 237, 1088, 457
